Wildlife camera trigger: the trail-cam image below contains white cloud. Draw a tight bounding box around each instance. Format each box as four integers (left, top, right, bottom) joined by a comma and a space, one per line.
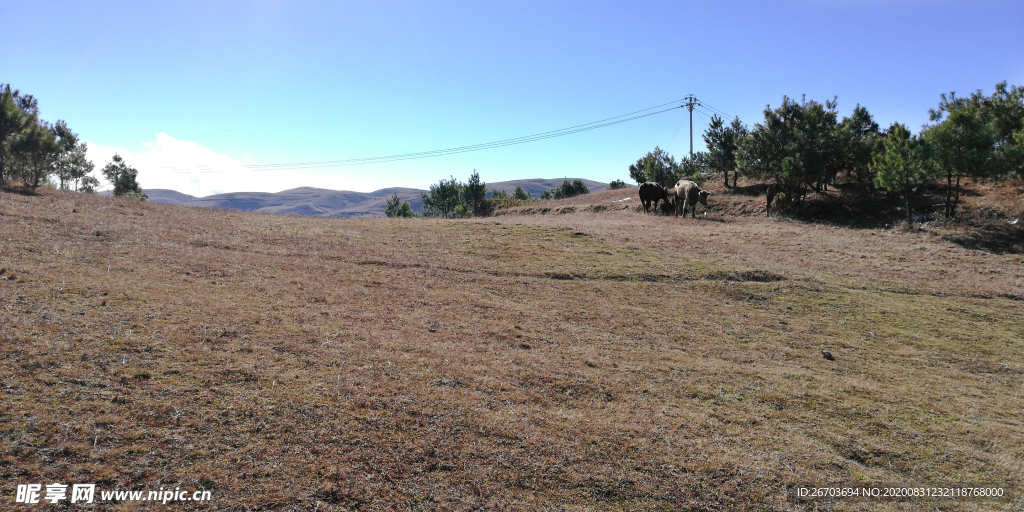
84, 133, 386, 198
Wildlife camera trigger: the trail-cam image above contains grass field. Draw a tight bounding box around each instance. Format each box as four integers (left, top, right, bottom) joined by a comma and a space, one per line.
1, 183, 1022, 510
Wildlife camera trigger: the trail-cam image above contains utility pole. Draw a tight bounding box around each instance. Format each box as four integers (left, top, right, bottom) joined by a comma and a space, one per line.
681, 95, 701, 158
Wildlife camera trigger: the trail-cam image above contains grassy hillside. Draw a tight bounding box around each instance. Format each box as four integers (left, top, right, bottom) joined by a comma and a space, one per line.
1, 187, 1022, 510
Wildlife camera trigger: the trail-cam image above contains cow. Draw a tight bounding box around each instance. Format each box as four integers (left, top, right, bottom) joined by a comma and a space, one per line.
670, 180, 710, 218
659, 196, 675, 215
638, 182, 670, 214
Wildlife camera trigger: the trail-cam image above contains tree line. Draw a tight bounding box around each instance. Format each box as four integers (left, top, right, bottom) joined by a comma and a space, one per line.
395, 173, 594, 218
484, 179, 590, 202
630, 82, 1023, 222
1, 84, 146, 199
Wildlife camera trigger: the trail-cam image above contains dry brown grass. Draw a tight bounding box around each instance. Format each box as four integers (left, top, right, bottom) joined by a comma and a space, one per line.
1, 187, 1022, 510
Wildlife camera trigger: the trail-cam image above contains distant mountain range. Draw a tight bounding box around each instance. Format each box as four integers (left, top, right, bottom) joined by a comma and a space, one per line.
106, 178, 609, 217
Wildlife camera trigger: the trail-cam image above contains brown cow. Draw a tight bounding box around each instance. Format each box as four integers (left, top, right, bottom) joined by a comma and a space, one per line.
670, 180, 710, 218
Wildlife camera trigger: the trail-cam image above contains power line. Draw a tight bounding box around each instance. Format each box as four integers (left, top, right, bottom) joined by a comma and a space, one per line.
698, 101, 729, 117
701, 104, 733, 119
696, 106, 734, 125
694, 106, 724, 121
665, 114, 687, 153
249, 108, 678, 170
698, 102, 739, 122
689, 109, 715, 154
164, 98, 688, 174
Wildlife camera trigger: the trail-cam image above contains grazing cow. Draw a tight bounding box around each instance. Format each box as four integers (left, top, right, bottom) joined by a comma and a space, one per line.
670, 180, 710, 218
659, 197, 675, 215
638, 182, 670, 214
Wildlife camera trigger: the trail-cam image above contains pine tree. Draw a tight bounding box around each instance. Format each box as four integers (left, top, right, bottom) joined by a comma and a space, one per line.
872, 123, 935, 224
101, 154, 147, 200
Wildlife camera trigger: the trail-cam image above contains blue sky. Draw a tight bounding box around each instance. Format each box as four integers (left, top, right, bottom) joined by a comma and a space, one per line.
3, 0, 1022, 196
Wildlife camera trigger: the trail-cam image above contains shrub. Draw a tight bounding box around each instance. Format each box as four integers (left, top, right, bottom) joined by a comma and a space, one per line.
551, 179, 589, 200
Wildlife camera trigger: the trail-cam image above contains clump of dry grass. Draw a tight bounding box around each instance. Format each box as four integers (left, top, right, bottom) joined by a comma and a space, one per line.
1, 188, 1022, 510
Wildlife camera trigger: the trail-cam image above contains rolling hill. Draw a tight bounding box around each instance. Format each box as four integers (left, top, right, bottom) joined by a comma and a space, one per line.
111, 178, 611, 217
